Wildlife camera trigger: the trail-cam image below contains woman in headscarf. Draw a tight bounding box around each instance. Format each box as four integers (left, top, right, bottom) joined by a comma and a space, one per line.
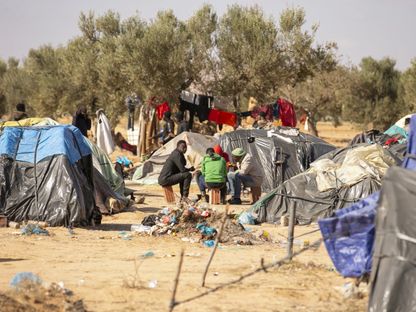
72, 105, 91, 137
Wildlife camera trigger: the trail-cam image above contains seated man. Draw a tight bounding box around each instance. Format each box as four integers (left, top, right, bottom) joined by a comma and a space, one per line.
196, 148, 227, 203
158, 140, 194, 201
227, 148, 264, 205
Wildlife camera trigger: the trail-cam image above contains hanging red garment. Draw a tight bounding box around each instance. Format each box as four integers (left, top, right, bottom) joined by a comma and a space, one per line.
277, 98, 297, 127
155, 101, 170, 120
208, 109, 237, 127
250, 104, 273, 121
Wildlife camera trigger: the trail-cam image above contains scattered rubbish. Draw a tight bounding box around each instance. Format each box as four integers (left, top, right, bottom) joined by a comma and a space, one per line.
213, 272, 219, 276
257, 230, 271, 241
232, 236, 253, 245
77, 279, 85, 286
238, 212, 256, 225
8, 221, 20, 229
201, 210, 210, 217
26, 220, 49, 228
20, 224, 49, 236
10, 272, 42, 289
181, 237, 200, 243
185, 253, 201, 257
142, 251, 155, 258
135, 196, 145, 204
335, 282, 364, 299
118, 231, 132, 240
148, 280, 158, 289
204, 240, 215, 247
131, 224, 152, 234
196, 223, 217, 237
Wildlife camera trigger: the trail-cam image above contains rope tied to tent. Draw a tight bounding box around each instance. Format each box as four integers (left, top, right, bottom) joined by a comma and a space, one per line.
33, 130, 42, 221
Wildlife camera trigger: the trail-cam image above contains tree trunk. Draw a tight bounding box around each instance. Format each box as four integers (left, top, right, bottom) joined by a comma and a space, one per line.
308, 113, 319, 137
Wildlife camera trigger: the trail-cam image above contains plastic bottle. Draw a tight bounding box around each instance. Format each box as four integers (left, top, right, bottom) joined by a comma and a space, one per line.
131, 224, 152, 234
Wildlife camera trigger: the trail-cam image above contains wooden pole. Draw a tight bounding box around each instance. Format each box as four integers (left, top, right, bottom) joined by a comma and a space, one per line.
169, 249, 185, 312
287, 204, 296, 261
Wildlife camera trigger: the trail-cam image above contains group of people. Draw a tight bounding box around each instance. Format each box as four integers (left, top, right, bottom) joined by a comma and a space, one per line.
158, 140, 264, 205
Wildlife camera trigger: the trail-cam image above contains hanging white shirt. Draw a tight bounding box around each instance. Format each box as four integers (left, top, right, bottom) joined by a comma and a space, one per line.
96, 109, 115, 155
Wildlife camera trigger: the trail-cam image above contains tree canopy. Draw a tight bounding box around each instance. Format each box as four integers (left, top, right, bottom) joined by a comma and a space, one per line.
0, 5, 414, 131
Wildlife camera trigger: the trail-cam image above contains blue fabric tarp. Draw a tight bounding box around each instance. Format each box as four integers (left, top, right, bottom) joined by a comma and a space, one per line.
318, 192, 379, 277
0, 125, 91, 164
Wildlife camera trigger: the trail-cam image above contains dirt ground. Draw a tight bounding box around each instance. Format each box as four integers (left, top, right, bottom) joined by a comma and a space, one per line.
0, 121, 368, 312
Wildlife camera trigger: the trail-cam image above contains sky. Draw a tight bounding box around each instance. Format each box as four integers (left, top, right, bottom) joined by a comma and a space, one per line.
0, 0, 415, 70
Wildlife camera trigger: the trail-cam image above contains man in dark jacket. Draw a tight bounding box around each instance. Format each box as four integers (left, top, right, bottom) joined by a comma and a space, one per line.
158, 140, 194, 201
72, 105, 91, 137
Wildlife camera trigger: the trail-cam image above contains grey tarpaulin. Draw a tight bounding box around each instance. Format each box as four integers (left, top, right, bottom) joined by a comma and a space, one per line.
250, 144, 401, 225
220, 128, 336, 192
0, 126, 100, 227
0, 155, 98, 226
368, 166, 416, 312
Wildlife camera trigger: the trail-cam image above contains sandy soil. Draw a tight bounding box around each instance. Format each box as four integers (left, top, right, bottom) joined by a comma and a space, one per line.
1, 182, 367, 312
0, 120, 367, 311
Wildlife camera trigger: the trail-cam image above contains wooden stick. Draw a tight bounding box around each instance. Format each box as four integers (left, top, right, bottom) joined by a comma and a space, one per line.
287, 205, 296, 260
201, 205, 229, 287
169, 249, 185, 312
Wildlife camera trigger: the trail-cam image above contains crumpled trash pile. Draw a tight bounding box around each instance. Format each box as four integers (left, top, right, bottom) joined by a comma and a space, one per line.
132, 202, 257, 245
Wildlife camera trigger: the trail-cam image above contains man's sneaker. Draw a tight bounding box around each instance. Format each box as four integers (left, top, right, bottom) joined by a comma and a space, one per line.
228, 198, 242, 205
204, 194, 210, 203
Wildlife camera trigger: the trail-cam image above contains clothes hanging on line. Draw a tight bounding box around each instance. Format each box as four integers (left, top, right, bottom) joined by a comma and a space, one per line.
179, 91, 213, 130
208, 109, 237, 127
277, 98, 296, 127
155, 101, 170, 120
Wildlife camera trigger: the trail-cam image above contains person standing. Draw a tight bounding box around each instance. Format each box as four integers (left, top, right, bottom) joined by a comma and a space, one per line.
72, 105, 91, 137
175, 111, 189, 135
227, 148, 264, 205
158, 140, 194, 201
155, 111, 175, 145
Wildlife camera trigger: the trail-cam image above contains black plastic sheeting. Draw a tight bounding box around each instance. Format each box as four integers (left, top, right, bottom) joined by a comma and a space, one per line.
251, 144, 402, 225
220, 128, 336, 192
0, 154, 100, 227
368, 167, 416, 312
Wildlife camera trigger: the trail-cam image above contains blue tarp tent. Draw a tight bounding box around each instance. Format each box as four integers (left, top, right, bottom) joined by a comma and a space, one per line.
0, 125, 100, 226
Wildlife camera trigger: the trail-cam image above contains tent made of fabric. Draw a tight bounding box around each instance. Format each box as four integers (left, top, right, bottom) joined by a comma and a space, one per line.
0, 125, 100, 226
318, 114, 416, 280
220, 128, 336, 193
394, 113, 414, 129
133, 132, 218, 185
250, 143, 401, 225
0, 117, 59, 127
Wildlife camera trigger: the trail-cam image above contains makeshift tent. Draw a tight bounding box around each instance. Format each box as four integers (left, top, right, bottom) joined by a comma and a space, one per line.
85, 140, 130, 214
318, 115, 416, 280
0, 117, 59, 127
219, 128, 336, 193
133, 132, 218, 184
368, 167, 416, 311
0, 125, 100, 226
250, 144, 400, 225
